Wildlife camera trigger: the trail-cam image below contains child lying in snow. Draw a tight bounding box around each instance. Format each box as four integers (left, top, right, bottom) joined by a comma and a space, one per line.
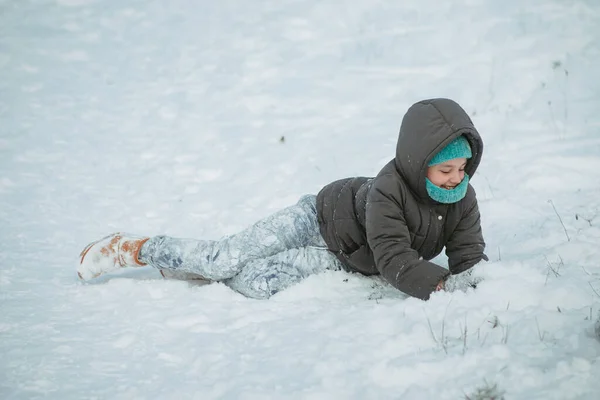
77, 98, 488, 300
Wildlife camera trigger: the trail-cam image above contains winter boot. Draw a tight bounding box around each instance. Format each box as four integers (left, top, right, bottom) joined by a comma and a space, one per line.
78, 233, 149, 280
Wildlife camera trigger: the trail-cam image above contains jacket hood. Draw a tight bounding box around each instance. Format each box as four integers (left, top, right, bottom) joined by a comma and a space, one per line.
394, 98, 483, 204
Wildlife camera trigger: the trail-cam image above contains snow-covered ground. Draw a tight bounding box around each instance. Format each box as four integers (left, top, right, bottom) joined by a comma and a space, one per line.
2, 0, 600, 398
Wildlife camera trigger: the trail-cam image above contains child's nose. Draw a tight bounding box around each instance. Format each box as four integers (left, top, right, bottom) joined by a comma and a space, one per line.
450, 171, 462, 184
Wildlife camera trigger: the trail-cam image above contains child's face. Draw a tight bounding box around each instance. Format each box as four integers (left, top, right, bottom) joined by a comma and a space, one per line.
427, 158, 467, 189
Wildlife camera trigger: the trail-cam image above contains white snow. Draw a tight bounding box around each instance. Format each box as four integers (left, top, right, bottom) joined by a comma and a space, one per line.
2, 0, 600, 398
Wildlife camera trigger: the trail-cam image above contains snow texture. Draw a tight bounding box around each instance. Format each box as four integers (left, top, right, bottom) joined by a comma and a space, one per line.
2, 0, 600, 399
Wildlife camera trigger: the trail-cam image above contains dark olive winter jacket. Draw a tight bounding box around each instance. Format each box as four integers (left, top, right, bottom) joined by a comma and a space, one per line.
316, 98, 488, 300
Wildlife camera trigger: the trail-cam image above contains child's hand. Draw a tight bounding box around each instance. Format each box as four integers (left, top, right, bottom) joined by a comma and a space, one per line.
435, 280, 445, 291
441, 268, 483, 293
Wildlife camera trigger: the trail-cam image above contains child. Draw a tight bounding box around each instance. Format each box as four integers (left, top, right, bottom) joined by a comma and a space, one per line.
78, 98, 488, 300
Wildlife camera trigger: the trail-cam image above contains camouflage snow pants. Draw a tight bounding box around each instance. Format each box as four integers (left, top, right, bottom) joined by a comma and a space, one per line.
138, 195, 342, 299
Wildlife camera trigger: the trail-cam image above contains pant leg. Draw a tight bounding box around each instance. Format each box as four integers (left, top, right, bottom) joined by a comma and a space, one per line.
224, 245, 342, 299
138, 195, 324, 280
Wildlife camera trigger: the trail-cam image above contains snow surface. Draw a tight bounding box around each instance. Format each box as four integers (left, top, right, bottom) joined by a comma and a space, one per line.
2, 0, 600, 398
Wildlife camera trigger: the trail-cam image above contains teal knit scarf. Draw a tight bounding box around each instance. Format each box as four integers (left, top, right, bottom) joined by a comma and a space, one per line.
426, 174, 469, 204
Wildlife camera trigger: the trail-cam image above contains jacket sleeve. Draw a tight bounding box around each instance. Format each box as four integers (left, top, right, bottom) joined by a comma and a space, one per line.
366, 174, 449, 300
445, 186, 488, 274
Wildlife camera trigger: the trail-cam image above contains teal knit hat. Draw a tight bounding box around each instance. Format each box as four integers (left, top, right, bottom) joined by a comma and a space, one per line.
428, 136, 472, 166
